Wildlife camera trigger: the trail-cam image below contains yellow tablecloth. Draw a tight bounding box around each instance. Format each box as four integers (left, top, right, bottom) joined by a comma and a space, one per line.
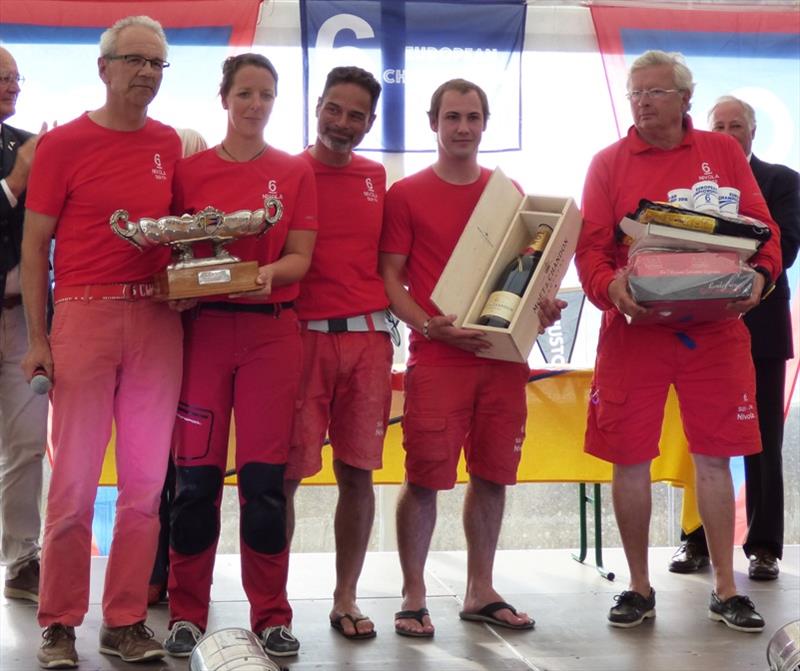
91, 368, 700, 530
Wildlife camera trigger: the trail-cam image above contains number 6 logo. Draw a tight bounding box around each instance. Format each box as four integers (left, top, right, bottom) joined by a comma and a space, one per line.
268, 179, 277, 193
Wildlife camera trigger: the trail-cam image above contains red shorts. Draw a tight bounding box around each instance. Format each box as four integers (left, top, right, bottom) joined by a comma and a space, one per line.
287, 331, 392, 480
402, 362, 529, 490
585, 314, 761, 465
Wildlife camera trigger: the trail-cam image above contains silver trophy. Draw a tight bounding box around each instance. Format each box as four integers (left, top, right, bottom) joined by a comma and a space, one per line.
110, 196, 283, 300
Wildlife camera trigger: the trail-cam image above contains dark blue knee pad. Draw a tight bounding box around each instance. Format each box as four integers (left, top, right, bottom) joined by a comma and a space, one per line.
170, 465, 223, 555
239, 462, 287, 555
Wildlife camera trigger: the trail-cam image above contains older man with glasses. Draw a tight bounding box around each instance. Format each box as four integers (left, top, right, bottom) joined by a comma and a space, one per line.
0, 46, 49, 607
575, 50, 781, 633
22, 15, 183, 668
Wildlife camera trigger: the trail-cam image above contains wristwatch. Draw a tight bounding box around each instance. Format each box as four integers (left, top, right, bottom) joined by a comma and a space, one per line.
750, 265, 775, 300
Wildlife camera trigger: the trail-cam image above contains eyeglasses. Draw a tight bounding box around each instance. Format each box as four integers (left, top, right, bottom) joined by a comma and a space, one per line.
626, 88, 681, 101
105, 54, 170, 71
0, 72, 25, 87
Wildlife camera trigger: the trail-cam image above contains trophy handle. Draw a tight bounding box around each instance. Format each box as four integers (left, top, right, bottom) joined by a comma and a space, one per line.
109, 209, 144, 251
260, 196, 283, 235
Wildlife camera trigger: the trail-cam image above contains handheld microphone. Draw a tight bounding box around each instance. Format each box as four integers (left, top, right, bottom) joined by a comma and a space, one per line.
30, 367, 52, 395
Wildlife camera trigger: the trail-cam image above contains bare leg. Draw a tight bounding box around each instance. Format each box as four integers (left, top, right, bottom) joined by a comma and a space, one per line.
612, 461, 652, 596
693, 454, 736, 599
462, 475, 531, 626
395, 481, 436, 636
283, 479, 300, 544
330, 460, 375, 636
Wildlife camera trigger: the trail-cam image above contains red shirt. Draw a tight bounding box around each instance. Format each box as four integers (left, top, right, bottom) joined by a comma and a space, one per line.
577, 116, 781, 315
26, 113, 180, 285
380, 166, 493, 366
295, 149, 388, 319
172, 146, 317, 304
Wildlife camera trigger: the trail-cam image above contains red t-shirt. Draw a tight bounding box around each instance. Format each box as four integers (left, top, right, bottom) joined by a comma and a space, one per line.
380, 166, 493, 366
295, 149, 388, 319
172, 146, 318, 304
577, 117, 781, 317
26, 113, 180, 285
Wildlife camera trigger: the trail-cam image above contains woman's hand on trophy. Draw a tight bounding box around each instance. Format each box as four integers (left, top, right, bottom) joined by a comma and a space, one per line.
229, 264, 274, 300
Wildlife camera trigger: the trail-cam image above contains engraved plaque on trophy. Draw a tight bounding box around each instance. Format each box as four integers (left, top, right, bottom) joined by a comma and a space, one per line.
110, 197, 283, 300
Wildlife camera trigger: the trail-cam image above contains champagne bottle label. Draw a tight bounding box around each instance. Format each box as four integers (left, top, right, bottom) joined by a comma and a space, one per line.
479, 290, 521, 324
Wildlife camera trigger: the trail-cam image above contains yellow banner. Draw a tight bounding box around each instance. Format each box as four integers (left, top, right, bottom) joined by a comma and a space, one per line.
90, 369, 696, 532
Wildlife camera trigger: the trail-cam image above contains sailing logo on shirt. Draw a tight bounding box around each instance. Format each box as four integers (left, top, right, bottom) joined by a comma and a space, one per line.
696, 160, 719, 183
363, 177, 379, 203
151, 153, 167, 181
262, 178, 285, 204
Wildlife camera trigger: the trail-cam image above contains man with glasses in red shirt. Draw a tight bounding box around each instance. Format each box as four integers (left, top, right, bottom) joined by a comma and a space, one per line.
22, 16, 182, 667
576, 50, 780, 633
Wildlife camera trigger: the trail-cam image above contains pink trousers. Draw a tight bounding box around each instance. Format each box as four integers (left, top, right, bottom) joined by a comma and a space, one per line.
38, 298, 182, 628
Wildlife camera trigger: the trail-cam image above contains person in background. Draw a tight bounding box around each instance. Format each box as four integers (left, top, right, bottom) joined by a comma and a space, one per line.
669, 95, 799, 581
576, 50, 780, 634
0, 45, 48, 606
163, 53, 317, 660
22, 15, 183, 667
286, 65, 391, 641
380, 78, 563, 638
147, 127, 209, 608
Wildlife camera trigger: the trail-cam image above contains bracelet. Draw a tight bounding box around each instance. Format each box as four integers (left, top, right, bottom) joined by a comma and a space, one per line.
422, 318, 432, 340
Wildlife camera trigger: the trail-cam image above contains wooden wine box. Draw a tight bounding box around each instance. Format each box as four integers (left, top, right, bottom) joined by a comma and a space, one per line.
431, 168, 582, 363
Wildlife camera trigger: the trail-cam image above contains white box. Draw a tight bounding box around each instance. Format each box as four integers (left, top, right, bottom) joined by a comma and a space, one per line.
431, 168, 582, 363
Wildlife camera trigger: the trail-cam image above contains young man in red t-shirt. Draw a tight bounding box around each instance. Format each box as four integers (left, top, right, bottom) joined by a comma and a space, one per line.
21, 16, 182, 667
380, 80, 563, 638
286, 66, 391, 640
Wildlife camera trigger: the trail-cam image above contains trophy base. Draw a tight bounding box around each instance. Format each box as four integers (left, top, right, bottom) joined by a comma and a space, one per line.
153, 261, 260, 301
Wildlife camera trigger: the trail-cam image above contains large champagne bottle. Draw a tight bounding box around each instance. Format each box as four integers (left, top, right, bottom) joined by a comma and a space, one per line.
478, 224, 553, 328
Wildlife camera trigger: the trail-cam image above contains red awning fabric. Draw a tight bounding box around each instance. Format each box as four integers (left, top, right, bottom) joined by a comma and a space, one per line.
0, 0, 261, 45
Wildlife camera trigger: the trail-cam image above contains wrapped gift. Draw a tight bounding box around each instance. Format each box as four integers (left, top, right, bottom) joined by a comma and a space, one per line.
627, 250, 754, 325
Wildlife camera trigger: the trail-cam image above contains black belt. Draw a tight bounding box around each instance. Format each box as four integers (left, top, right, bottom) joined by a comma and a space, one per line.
201, 301, 294, 315
326, 318, 348, 333
2, 295, 22, 309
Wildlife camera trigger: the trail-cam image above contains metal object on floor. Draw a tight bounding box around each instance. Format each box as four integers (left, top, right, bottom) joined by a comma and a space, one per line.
190, 628, 282, 671
572, 482, 615, 581
768, 620, 800, 671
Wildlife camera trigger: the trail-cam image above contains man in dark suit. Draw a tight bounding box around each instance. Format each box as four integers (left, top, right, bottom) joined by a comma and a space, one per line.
670, 94, 800, 580
0, 46, 48, 602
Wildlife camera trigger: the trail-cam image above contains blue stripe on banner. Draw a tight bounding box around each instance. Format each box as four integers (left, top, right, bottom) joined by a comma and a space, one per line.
300, 0, 525, 153
0, 24, 233, 45
620, 29, 800, 59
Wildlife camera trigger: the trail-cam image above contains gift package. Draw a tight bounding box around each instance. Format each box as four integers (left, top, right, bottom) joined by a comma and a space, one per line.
619, 196, 769, 325
627, 250, 755, 325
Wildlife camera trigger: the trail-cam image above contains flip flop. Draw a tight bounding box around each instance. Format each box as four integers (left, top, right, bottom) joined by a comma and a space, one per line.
394, 607, 434, 638
459, 601, 535, 630
330, 613, 377, 640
